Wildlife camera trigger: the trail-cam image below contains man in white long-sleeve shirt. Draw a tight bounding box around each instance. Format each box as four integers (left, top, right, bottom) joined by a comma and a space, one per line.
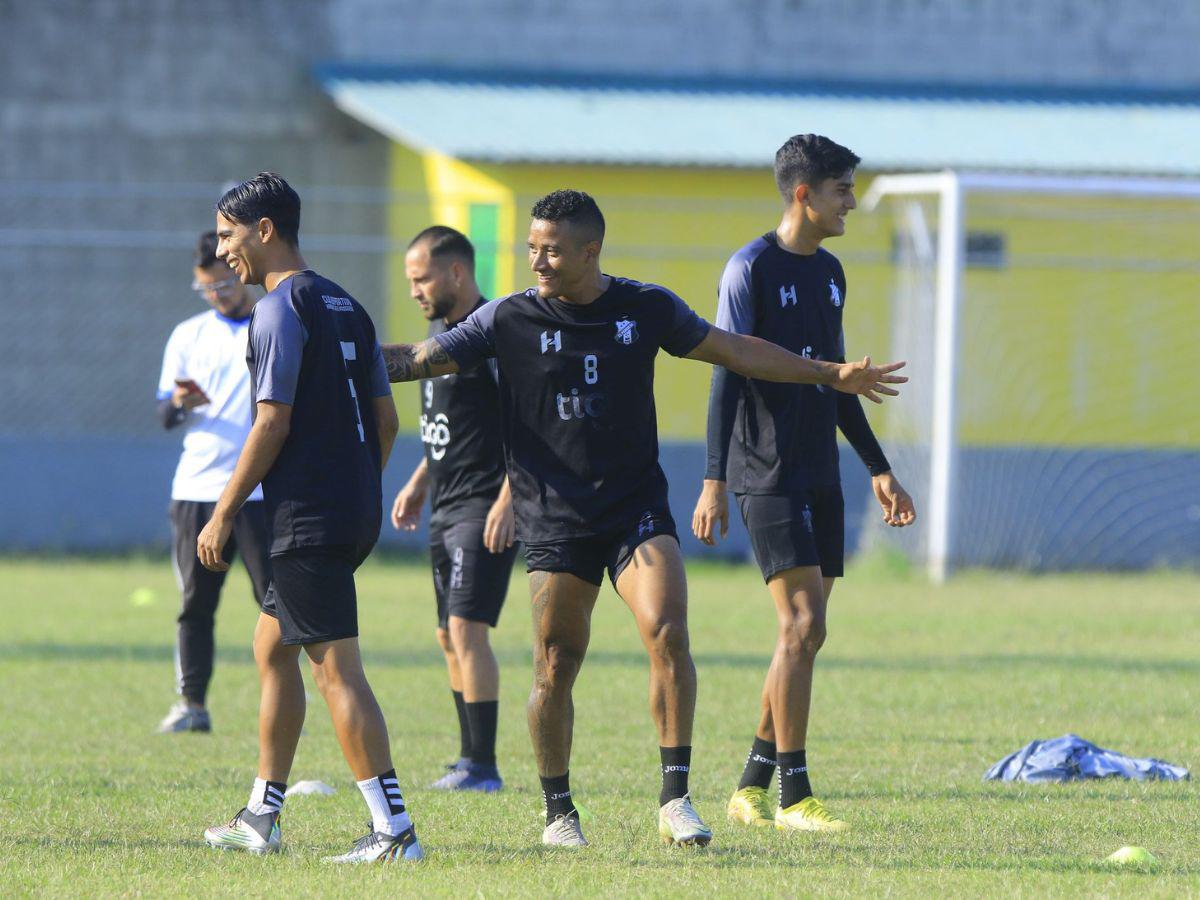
155, 230, 271, 733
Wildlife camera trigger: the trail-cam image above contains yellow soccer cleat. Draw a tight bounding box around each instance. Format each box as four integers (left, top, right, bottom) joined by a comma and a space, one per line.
726, 786, 773, 828
774, 797, 849, 833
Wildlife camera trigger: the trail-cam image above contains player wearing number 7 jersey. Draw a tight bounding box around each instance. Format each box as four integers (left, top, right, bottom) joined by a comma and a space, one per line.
195, 172, 423, 864
379, 190, 907, 850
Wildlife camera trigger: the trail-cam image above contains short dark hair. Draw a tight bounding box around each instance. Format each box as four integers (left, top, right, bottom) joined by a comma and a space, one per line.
216, 172, 301, 246
530, 189, 605, 243
194, 231, 220, 268
774, 134, 861, 203
408, 225, 475, 269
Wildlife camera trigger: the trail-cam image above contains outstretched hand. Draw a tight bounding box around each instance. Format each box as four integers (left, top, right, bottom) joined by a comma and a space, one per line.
835, 357, 907, 403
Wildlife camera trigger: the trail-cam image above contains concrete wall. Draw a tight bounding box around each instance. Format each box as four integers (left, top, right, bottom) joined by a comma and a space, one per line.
3, 0, 1198, 561
331, 0, 1200, 90
0, 0, 392, 440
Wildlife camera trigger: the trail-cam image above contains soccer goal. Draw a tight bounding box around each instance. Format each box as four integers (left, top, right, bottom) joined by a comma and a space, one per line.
858, 171, 1200, 582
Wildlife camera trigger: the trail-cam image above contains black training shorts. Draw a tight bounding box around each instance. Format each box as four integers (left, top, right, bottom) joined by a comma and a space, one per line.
737, 486, 845, 581
261, 543, 371, 645
523, 507, 677, 588
430, 517, 517, 628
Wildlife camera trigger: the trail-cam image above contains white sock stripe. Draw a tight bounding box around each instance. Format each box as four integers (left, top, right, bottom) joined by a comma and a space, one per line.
265, 786, 284, 799
385, 787, 402, 795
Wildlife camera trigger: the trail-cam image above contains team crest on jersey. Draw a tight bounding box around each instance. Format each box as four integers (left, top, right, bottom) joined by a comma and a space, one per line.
828, 279, 842, 307
614, 317, 639, 345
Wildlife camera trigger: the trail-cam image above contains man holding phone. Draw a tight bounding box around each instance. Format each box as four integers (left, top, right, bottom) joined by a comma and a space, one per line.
154, 230, 271, 733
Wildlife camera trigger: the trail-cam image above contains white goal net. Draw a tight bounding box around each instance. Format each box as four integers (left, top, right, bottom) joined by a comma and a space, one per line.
858, 173, 1200, 580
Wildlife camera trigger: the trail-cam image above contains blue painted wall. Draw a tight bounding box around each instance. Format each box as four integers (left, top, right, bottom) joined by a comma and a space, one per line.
1, 435, 1195, 572
0, 435, 870, 562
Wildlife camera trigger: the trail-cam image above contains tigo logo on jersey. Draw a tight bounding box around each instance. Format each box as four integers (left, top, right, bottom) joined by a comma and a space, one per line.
420, 412, 451, 460
828, 279, 842, 307
614, 317, 639, 345
540, 330, 562, 353
779, 284, 797, 307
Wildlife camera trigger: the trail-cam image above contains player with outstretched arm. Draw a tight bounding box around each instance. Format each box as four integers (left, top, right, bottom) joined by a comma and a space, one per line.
378, 189, 906, 849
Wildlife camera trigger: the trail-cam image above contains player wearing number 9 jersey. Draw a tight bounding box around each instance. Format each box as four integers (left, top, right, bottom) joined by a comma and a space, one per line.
197, 172, 424, 864
380, 189, 908, 849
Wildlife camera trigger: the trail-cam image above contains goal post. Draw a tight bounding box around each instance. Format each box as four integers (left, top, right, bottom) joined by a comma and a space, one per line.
861, 171, 1200, 582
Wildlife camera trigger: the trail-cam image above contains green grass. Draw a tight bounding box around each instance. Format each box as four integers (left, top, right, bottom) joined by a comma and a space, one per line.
1, 556, 1197, 897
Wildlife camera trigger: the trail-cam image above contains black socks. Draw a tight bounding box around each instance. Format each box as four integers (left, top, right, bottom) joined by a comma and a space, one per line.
737, 736, 778, 791
659, 746, 692, 805
777, 749, 812, 809
540, 772, 576, 824
452, 690, 470, 760
465, 700, 499, 768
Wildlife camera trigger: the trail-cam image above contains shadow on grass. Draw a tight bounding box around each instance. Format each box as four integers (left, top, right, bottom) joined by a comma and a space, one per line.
4, 643, 1198, 676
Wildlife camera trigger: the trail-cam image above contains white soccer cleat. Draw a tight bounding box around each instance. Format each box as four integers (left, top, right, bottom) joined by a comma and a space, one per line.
658, 794, 713, 847
324, 826, 424, 864
158, 701, 211, 733
204, 808, 280, 855
542, 813, 588, 848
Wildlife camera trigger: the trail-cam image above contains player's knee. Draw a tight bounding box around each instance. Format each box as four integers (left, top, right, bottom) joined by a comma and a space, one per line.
536, 639, 584, 688
435, 626, 454, 655
309, 655, 363, 696
254, 635, 291, 671
449, 617, 488, 653
177, 607, 215, 627
781, 610, 826, 658
644, 616, 690, 662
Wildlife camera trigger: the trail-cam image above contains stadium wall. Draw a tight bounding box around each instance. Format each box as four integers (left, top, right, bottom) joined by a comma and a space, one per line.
3, 1, 1198, 567
0, 433, 866, 564
5, 435, 1196, 572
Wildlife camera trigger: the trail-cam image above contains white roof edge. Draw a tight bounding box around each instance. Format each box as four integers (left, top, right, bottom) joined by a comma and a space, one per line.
322, 78, 1200, 177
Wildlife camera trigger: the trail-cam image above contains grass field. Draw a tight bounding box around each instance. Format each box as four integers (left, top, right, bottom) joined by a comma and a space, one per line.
1, 555, 1197, 897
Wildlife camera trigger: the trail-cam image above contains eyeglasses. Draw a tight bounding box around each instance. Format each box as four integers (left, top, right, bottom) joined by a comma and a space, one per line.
191, 276, 240, 296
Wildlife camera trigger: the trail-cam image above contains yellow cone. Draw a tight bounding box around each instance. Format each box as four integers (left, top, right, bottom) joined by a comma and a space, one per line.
1107, 846, 1157, 866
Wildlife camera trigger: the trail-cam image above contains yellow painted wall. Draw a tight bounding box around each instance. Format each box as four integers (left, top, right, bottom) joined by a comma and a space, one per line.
386, 147, 1198, 449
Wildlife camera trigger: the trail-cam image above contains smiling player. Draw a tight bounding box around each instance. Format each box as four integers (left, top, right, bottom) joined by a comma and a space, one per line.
693, 135, 916, 834
378, 189, 907, 848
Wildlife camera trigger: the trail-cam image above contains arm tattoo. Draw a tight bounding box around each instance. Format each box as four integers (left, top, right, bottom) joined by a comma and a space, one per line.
382, 338, 450, 383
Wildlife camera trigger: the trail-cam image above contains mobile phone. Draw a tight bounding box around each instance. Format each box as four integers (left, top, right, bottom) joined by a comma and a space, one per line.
175, 378, 203, 394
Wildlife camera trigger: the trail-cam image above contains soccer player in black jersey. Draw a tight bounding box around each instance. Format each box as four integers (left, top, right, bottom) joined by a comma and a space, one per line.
380, 189, 906, 848
195, 173, 423, 863
693, 135, 916, 834
390, 226, 516, 792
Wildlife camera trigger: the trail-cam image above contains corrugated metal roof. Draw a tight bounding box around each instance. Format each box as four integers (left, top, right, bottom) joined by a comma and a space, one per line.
316, 66, 1200, 175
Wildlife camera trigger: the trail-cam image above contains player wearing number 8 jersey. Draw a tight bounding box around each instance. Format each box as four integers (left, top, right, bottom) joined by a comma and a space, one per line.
196, 172, 423, 863
380, 190, 907, 849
